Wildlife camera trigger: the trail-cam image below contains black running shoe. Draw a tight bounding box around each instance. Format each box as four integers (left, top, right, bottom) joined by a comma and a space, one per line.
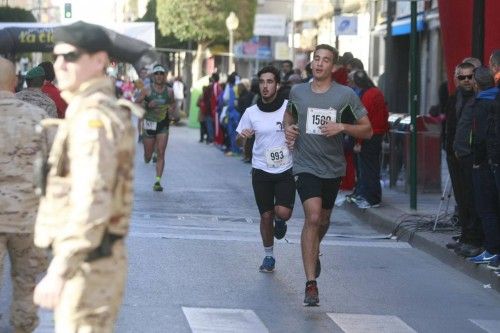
304, 282, 319, 306
274, 220, 287, 239
446, 241, 462, 250
153, 181, 163, 192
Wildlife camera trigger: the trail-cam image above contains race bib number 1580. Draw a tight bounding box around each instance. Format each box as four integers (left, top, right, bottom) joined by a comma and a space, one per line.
306, 107, 337, 135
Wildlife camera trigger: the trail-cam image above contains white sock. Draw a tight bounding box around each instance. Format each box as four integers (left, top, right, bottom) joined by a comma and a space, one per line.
264, 246, 274, 258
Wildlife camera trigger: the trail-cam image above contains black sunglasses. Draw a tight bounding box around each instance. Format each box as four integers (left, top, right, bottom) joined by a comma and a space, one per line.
154, 71, 165, 75
53, 50, 85, 63
457, 74, 473, 81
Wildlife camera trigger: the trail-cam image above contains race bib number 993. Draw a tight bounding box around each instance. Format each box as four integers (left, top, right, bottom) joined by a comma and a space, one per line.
306, 107, 337, 135
265, 146, 290, 168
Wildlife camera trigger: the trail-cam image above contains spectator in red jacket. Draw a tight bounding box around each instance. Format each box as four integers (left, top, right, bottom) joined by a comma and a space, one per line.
350, 70, 389, 208
39, 61, 68, 118
332, 53, 354, 190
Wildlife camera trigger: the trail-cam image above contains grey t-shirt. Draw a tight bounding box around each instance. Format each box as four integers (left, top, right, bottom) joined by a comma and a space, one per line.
289, 81, 367, 178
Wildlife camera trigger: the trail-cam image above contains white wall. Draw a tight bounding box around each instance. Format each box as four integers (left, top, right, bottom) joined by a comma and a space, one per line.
336, 13, 371, 72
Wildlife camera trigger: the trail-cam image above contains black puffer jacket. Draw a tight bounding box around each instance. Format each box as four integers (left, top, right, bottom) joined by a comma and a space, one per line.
488, 90, 500, 164
452, 89, 476, 157
471, 87, 500, 165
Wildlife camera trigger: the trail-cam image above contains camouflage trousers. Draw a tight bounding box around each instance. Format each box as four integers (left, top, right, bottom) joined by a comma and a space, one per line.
0, 233, 47, 333
54, 240, 127, 333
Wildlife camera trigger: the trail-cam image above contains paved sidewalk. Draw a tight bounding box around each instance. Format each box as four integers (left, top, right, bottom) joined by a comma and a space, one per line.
339, 186, 500, 292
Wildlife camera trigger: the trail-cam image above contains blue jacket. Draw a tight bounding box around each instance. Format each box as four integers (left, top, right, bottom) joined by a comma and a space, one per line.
489, 87, 500, 164
471, 87, 500, 164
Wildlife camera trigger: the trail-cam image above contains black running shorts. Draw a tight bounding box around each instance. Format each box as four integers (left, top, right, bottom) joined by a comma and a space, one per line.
295, 173, 341, 210
251, 168, 296, 215
144, 118, 169, 137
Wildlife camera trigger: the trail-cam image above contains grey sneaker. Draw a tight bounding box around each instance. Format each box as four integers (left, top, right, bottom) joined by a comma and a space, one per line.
345, 193, 361, 203
455, 244, 483, 257
355, 197, 380, 209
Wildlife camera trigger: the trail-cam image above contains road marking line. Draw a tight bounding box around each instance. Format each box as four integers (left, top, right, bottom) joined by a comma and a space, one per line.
327, 313, 417, 333
182, 307, 268, 333
470, 319, 500, 333
129, 231, 411, 248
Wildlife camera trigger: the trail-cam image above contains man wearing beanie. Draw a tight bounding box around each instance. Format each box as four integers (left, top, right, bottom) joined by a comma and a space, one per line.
33, 21, 144, 332
16, 66, 57, 118
39, 61, 68, 118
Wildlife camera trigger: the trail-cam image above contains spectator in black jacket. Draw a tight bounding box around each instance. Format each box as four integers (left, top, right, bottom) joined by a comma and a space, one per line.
487, 50, 500, 270
236, 79, 255, 114
467, 67, 500, 265
237, 79, 255, 163
445, 62, 483, 256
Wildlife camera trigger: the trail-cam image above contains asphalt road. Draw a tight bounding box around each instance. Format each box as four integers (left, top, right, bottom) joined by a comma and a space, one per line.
1, 124, 499, 333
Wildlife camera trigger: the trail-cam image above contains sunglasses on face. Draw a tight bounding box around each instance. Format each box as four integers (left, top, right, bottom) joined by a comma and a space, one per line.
154, 72, 165, 75
53, 50, 85, 63
457, 74, 473, 81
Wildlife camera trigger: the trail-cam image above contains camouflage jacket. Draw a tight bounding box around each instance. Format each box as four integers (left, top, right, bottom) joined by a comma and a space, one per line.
35, 77, 144, 279
16, 88, 58, 118
0, 90, 48, 233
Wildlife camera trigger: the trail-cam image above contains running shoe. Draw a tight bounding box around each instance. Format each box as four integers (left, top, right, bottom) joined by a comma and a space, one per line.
455, 244, 483, 257
486, 256, 500, 270
274, 220, 287, 239
345, 193, 360, 203
259, 256, 275, 273
152, 152, 157, 163
355, 197, 380, 209
153, 181, 163, 192
315, 258, 321, 278
468, 250, 497, 264
304, 282, 319, 306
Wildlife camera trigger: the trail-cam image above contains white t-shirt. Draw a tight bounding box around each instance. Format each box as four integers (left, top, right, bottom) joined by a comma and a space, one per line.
173, 80, 184, 100
236, 100, 292, 174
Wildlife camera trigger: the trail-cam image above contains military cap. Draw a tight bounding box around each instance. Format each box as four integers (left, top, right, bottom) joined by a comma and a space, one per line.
25, 66, 45, 79
54, 21, 111, 54
152, 64, 166, 73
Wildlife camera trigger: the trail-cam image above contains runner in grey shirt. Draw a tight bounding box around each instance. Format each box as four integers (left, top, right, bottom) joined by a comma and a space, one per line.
289, 80, 367, 178
284, 44, 372, 306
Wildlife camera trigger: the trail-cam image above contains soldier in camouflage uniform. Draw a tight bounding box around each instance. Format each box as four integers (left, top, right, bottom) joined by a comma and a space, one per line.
33, 21, 144, 332
0, 56, 48, 333
16, 66, 58, 118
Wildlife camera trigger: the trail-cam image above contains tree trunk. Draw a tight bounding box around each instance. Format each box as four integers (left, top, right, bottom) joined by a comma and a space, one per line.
192, 42, 208, 82
183, 41, 194, 117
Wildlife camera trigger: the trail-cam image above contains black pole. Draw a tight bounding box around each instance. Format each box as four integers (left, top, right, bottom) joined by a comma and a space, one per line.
385, 0, 396, 187
409, 1, 419, 210
471, 0, 485, 61
385, 0, 394, 112
185, 40, 193, 119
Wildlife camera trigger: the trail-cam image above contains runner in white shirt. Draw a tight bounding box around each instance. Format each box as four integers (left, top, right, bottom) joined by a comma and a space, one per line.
236, 66, 295, 273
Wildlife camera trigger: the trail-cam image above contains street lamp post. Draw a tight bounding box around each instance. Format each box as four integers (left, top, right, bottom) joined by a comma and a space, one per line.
226, 11, 239, 74
331, 0, 342, 50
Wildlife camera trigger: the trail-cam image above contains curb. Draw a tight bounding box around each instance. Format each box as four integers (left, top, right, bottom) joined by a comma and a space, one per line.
342, 202, 500, 293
